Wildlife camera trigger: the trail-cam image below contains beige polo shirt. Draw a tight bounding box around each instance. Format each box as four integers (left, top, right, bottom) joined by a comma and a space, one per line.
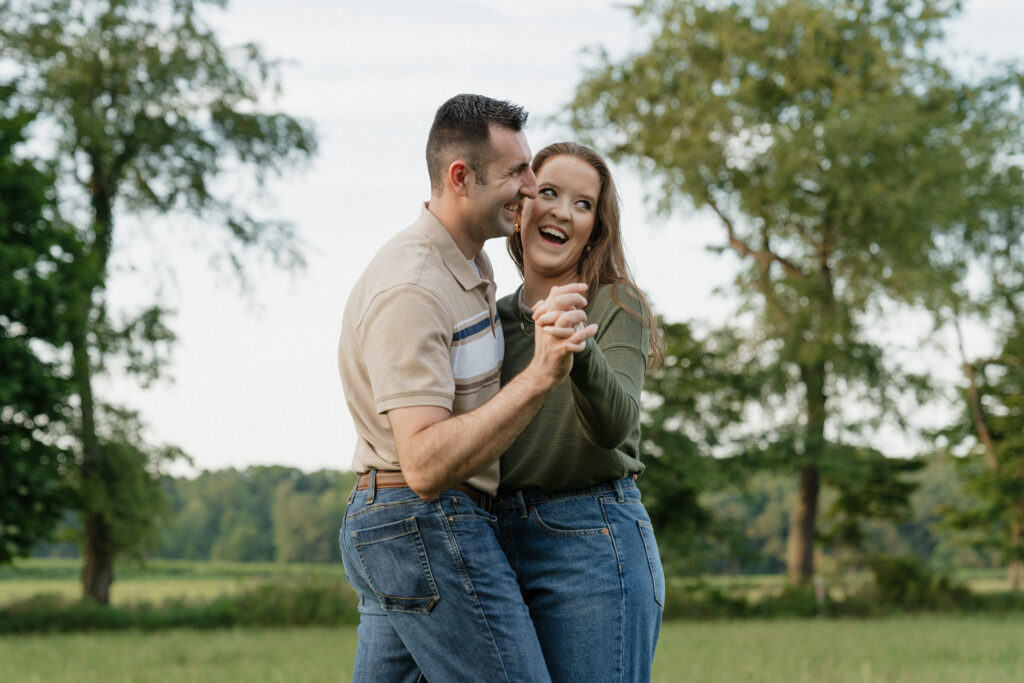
338, 206, 504, 495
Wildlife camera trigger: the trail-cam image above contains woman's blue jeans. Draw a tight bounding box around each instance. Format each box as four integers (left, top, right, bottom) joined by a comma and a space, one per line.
492, 476, 665, 683
339, 477, 551, 683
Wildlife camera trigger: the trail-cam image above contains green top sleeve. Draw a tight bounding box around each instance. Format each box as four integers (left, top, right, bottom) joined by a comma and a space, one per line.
569, 295, 648, 449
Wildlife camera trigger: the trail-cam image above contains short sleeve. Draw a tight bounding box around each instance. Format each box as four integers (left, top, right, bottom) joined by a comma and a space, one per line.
356, 284, 455, 414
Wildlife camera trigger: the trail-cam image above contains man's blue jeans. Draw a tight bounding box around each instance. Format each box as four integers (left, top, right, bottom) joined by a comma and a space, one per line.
493, 477, 665, 683
339, 476, 551, 683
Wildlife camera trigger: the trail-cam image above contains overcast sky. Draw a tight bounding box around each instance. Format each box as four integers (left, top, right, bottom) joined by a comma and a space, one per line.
97, 0, 1024, 477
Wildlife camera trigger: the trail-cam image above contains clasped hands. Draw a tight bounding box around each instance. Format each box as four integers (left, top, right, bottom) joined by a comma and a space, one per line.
527, 283, 598, 366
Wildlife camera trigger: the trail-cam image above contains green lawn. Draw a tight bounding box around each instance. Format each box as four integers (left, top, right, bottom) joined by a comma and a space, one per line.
0, 559, 348, 607
1, 616, 1022, 682
3, 559, 1012, 608
2, 560, 1021, 681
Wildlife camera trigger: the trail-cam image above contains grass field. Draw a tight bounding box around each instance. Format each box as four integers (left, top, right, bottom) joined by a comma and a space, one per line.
1, 616, 1023, 682
0, 559, 348, 607
2, 560, 1022, 681
1, 558, 1014, 607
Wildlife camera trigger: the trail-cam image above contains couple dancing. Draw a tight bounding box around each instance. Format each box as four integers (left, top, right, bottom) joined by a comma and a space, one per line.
337, 93, 665, 682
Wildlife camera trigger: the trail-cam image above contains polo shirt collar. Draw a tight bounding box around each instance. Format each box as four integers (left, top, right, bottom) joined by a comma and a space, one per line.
415, 205, 492, 290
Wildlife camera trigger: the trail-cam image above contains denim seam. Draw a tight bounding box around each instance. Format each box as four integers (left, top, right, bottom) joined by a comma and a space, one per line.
493, 478, 638, 509
345, 497, 425, 521
437, 499, 475, 597
600, 497, 627, 682
528, 504, 608, 537
638, 519, 665, 608
437, 499, 516, 682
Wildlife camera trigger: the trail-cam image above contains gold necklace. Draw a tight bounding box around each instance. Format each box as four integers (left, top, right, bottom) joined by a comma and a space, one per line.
516, 289, 534, 337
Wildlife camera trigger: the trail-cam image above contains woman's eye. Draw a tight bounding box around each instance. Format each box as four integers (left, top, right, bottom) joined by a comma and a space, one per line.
539, 187, 556, 198
576, 200, 592, 211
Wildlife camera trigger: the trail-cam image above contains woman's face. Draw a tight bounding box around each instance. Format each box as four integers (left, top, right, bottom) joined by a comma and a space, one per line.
520, 155, 601, 282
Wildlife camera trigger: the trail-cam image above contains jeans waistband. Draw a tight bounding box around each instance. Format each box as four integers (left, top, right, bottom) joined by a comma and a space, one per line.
490, 475, 637, 513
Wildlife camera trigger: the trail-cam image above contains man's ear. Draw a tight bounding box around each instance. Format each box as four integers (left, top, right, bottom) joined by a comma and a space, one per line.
448, 160, 471, 197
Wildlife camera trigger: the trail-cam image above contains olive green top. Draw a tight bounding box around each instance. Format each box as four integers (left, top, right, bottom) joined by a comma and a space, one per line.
497, 283, 649, 493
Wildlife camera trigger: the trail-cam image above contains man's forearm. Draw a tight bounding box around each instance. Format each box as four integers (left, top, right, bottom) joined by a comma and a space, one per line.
394, 283, 595, 499
400, 367, 553, 498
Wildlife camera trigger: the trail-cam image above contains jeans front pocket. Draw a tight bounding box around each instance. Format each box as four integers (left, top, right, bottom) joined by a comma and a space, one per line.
638, 519, 666, 607
352, 516, 440, 614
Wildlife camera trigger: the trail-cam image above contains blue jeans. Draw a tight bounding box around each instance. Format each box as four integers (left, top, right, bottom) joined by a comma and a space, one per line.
493, 477, 665, 683
339, 475, 551, 683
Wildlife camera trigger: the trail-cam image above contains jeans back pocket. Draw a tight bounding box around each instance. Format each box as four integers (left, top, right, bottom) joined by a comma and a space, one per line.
352, 516, 440, 614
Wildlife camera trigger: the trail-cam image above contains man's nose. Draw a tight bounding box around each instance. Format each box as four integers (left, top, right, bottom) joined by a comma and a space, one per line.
520, 167, 538, 199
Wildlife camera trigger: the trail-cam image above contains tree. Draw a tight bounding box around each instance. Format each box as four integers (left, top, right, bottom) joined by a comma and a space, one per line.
272, 476, 348, 564
1, 0, 317, 602
567, 0, 1023, 583
0, 91, 76, 562
945, 258, 1024, 588
640, 320, 767, 573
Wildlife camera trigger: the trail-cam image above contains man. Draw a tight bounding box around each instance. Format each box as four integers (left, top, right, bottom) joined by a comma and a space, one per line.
337, 94, 596, 682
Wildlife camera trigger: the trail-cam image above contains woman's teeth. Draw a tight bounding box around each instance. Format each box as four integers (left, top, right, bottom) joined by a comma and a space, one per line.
540, 226, 567, 244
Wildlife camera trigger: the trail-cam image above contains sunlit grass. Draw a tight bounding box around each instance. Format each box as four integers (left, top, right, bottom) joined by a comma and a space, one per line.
653, 616, 1024, 682
0, 558, 348, 607
0, 627, 357, 683
0, 617, 1021, 682
2, 559, 1014, 608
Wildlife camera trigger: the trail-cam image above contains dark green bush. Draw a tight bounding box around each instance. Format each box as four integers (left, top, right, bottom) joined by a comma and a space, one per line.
0, 579, 359, 633
867, 555, 936, 608
752, 586, 820, 618
662, 582, 749, 620
862, 554, 973, 611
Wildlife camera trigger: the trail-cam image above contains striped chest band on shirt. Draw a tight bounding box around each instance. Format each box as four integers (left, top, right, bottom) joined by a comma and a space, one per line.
450, 311, 503, 393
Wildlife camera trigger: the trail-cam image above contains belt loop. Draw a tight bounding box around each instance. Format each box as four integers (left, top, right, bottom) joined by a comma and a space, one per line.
480, 492, 491, 513
347, 480, 356, 505
366, 469, 377, 504
613, 476, 625, 503
515, 490, 528, 519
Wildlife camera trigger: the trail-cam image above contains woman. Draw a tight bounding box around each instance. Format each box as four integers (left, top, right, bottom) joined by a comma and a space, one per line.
494, 142, 666, 682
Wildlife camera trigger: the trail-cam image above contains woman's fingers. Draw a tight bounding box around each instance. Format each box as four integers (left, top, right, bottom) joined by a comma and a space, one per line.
531, 283, 589, 318
535, 308, 588, 331
543, 323, 597, 351
532, 294, 587, 319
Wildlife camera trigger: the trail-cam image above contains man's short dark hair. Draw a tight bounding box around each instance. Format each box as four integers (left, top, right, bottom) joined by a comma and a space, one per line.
426, 94, 528, 193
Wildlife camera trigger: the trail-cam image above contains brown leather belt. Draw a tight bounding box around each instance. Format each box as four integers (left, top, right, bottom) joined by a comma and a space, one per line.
355, 470, 486, 507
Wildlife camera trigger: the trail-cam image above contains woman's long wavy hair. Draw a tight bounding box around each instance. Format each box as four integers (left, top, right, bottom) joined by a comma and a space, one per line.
507, 142, 664, 370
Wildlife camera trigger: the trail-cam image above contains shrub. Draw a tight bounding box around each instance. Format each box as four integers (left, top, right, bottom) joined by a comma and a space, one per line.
863, 554, 971, 610
0, 578, 359, 634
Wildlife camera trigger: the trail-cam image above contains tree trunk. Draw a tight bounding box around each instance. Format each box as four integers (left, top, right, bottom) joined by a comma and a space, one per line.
75, 168, 117, 604
786, 465, 820, 585
1010, 503, 1024, 593
82, 512, 114, 604
787, 362, 827, 585
73, 315, 114, 604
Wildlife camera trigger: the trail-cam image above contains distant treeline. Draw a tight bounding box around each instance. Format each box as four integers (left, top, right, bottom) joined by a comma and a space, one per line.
38, 468, 357, 565
34, 462, 996, 572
